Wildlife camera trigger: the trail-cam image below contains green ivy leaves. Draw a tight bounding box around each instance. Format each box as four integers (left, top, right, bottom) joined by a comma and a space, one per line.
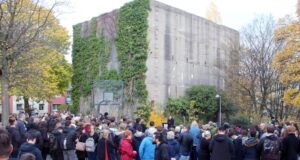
72, 0, 150, 112
116, 0, 150, 104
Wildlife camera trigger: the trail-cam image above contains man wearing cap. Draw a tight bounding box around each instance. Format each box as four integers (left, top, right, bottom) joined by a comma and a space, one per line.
209, 126, 234, 160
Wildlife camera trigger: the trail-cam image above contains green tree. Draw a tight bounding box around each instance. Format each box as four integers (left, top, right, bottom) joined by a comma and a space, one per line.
0, 0, 67, 124
165, 97, 189, 124
166, 85, 236, 123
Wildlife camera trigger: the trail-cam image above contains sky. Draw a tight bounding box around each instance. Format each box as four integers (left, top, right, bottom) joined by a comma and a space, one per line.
57, 0, 297, 62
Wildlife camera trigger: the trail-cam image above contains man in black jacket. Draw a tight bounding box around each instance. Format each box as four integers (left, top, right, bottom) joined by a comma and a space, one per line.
209, 126, 234, 160
257, 124, 281, 160
16, 112, 27, 143
18, 130, 43, 160
178, 126, 193, 160
6, 115, 22, 159
281, 126, 300, 160
49, 123, 64, 160
62, 120, 78, 160
154, 132, 170, 160
0, 128, 13, 160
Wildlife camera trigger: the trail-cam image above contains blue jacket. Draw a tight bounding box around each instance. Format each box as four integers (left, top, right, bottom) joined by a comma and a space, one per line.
16, 120, 27, 143
189, 123, 201, 146
167, 139, 180, 158
242, 137, 259, 160
139, 136, 155, 160
18, 143, 43, 160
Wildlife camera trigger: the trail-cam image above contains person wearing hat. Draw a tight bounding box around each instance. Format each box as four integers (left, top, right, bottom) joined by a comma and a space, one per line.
119, 130, 137, 160
209, 126, 234, 160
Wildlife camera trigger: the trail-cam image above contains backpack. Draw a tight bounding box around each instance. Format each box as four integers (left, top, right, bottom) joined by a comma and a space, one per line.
85, 137, 96, 152
48, 133, 58, 152
61, 132, 72, 150
263, 137, 280, 159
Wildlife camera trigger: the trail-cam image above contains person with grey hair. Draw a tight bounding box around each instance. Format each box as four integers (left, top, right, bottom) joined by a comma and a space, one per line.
199, 130, 211, 160
167, 131, 180, 160
138, 129, 156, 160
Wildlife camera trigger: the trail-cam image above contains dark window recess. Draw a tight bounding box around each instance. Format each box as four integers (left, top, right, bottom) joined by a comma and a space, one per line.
39, 104, 44, 110
16, 104, 23, 111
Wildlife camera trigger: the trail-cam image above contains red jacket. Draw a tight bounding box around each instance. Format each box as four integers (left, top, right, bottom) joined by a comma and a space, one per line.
119, 138, 136, 160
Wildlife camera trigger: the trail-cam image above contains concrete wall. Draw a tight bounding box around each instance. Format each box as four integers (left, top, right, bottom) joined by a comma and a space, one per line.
75, 0, 239, 115
145, 0, 239, 109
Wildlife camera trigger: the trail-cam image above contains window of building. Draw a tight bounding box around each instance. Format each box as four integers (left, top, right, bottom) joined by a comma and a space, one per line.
16, 104, 23, 111
39, 104, 44, 110
52, 104, 60, 110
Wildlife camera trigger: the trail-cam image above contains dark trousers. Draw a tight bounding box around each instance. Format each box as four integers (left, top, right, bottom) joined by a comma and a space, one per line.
190, 146, 198, 160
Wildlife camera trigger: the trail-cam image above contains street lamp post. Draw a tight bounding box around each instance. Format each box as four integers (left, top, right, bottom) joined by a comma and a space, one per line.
216, 94, 221, 127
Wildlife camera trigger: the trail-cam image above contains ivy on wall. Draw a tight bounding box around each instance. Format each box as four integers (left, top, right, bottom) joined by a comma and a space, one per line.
116, 0, 150, 104
72, 0, 150, 112
72, 18, 113, 112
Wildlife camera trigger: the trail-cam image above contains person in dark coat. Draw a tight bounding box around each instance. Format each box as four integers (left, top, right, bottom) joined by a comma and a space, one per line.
97, 129, 114, 160
0, 128, 13, 160
257, 125, 281, 160
281, 126, 300, 160
199, 130, 211, 160
61, 120, 78, 160
6, 115, 22, 159
154, 132, 169, 160
228, 128, 243, 160
16, 112, 27, 143
38, 121, 49, 160
132, 129, 144, 160
167, 131, 180, 159
178, 126, 193, 159
241, 130, 259, 160
50, 127, 64, 160
18, 130, 43, 160
209, 126, 235, 160
27, 122, 44, 151
167, 116, 175, 129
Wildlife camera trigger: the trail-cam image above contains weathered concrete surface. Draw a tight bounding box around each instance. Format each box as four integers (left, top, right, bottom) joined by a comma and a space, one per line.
145, 0, 239, 110
75, 0, 239, 115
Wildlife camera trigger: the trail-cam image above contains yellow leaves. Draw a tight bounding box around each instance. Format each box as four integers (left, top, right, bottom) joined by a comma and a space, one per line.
205, 0, 222, 24
148, 106, 166, 127
284, 89, 300, 107
273, 16, 300, 107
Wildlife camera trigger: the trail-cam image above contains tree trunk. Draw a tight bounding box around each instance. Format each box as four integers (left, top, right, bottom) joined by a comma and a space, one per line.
24, 97, 30, 114
1, 48, 10, 126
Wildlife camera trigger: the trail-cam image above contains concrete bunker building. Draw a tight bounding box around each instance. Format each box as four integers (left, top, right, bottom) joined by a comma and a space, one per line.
72, 0, 239, 117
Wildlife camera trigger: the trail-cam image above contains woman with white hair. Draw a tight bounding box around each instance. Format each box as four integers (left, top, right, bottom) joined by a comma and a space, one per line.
166, 131, 180, 160
199, 130, 211, 160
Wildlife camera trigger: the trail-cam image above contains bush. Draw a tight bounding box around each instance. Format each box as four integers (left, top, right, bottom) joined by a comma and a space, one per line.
229, 114, 251, 128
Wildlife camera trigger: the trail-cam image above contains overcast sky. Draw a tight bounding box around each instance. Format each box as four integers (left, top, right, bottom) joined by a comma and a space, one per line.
58, 0, 297, 62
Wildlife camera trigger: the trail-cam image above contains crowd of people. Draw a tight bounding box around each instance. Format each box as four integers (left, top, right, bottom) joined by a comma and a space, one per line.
0, 111, 299, 160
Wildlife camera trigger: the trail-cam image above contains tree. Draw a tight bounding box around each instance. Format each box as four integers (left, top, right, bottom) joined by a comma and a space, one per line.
0, 0, 66, 124
231, 15, 284, 120
166, 85, 235, 123
273, 2, 300, 108
205, 0, 222, 24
